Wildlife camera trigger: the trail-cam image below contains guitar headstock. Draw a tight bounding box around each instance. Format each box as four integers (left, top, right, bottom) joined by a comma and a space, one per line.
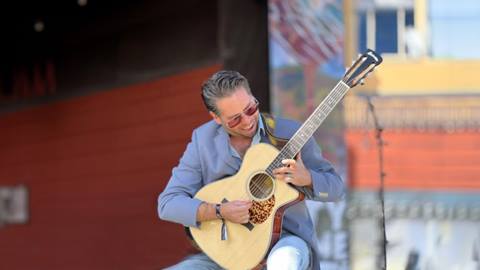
343, 49, 383, 88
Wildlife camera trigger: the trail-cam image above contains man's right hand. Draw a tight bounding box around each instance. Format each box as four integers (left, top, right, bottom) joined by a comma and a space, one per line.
219, 200, 252, 224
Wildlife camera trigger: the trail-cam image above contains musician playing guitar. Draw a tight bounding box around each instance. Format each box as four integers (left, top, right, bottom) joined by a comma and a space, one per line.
158, 70, 345, 270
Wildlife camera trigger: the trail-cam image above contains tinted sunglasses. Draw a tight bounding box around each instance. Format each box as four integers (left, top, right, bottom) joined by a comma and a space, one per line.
226, 99, 259, 128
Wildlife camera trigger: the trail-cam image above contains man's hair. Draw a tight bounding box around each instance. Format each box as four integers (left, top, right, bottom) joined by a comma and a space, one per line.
201, 70, 252, 114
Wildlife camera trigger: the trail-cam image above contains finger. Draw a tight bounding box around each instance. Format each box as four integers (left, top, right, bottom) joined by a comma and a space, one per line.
232, 199, 251, 203
274, 173, 294, 184
273, 166, 290, 175
232, 200, 252, 206
295, 153, 305, 166
281, 159, 296, 167
241, 201, 252, 208
280, 173, 293, 183
235, 201, 252, 210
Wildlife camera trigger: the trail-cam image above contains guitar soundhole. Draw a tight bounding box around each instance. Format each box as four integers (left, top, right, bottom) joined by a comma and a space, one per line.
248, 172, 274, 201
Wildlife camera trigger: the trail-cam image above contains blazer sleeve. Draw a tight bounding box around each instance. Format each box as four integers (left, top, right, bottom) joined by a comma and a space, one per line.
157, 129, 204, 227
297, 137, 346, 202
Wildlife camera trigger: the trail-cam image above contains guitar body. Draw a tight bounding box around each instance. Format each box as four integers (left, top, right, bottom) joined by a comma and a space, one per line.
189, 143, 303, 270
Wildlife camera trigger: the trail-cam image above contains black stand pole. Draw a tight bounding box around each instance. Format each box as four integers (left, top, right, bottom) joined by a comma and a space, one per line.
366, 96, 387, 270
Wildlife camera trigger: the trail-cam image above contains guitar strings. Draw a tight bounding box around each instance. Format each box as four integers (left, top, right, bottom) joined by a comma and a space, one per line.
220, 83, 350, 237
248, 83, 349, 199
246, 85, 348, 198
235, 83, 349, 227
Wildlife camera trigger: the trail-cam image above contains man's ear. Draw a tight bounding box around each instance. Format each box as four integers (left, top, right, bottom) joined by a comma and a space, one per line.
209, 111, 222, 124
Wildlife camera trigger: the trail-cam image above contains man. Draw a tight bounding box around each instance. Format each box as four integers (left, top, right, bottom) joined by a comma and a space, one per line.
158, 70, 345, 269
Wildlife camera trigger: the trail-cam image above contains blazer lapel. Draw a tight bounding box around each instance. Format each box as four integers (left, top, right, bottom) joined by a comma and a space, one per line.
214, 126, 240, 171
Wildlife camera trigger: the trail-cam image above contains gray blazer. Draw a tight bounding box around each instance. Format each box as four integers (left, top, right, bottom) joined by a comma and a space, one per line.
158, 116, 345, 270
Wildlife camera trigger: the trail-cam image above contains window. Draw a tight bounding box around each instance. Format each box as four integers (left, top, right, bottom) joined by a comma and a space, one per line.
358, 5, 415, 56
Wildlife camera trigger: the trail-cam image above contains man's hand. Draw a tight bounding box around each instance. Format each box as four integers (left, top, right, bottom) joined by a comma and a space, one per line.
272, 152, 312, 187
220, 200, 252, 224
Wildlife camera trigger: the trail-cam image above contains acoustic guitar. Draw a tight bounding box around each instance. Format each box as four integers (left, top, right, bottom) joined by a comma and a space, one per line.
189, 49, 383, 270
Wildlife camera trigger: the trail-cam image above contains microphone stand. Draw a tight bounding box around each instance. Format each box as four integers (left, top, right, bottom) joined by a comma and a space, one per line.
366, 96, 387, 270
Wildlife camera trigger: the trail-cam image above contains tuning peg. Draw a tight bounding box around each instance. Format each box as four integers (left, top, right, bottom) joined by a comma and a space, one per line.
359, 79, 365, 85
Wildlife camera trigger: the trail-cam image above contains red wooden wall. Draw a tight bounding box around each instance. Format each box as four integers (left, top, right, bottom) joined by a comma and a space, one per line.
346, 130, 480, 191
0, 65, 217, 269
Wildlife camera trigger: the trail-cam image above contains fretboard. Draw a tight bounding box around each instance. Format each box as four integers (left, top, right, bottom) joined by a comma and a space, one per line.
265, 81, 350, 176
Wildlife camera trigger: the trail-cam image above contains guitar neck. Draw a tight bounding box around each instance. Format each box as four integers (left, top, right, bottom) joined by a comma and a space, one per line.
266, 80, 350, 175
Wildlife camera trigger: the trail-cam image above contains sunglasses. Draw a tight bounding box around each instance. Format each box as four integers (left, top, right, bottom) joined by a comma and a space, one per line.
225, 99, 259, 128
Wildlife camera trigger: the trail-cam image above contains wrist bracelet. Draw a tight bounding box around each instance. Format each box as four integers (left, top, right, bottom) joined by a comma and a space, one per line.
215, 203, 223, 219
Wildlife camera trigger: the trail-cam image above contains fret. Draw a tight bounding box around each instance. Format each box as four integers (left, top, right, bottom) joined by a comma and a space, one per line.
323, 102, 332, 110
265, 166, 274, 176
303, 123, 313, 135
316, 111, 326, 119
326, 98, 335, 108
298, 131, 307, 142
264, 50, 382, 189
310, 115, 322, 127
283, 143, 297, 157
266, 81, 353, 171
322, 103, 331, 112
294, 137, 305, 149
278, 149, 291, 160
267, 160, 279, 173
292, 136, 304, 147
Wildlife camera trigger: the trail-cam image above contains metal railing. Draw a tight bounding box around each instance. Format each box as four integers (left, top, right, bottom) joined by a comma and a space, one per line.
344, 95, 480, 131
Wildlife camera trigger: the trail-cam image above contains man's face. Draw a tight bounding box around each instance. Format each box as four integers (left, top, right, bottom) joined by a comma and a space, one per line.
210, 87, 259, 139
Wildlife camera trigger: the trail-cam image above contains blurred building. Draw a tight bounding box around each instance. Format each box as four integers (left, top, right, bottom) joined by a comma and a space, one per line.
344, 0, 480, 269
